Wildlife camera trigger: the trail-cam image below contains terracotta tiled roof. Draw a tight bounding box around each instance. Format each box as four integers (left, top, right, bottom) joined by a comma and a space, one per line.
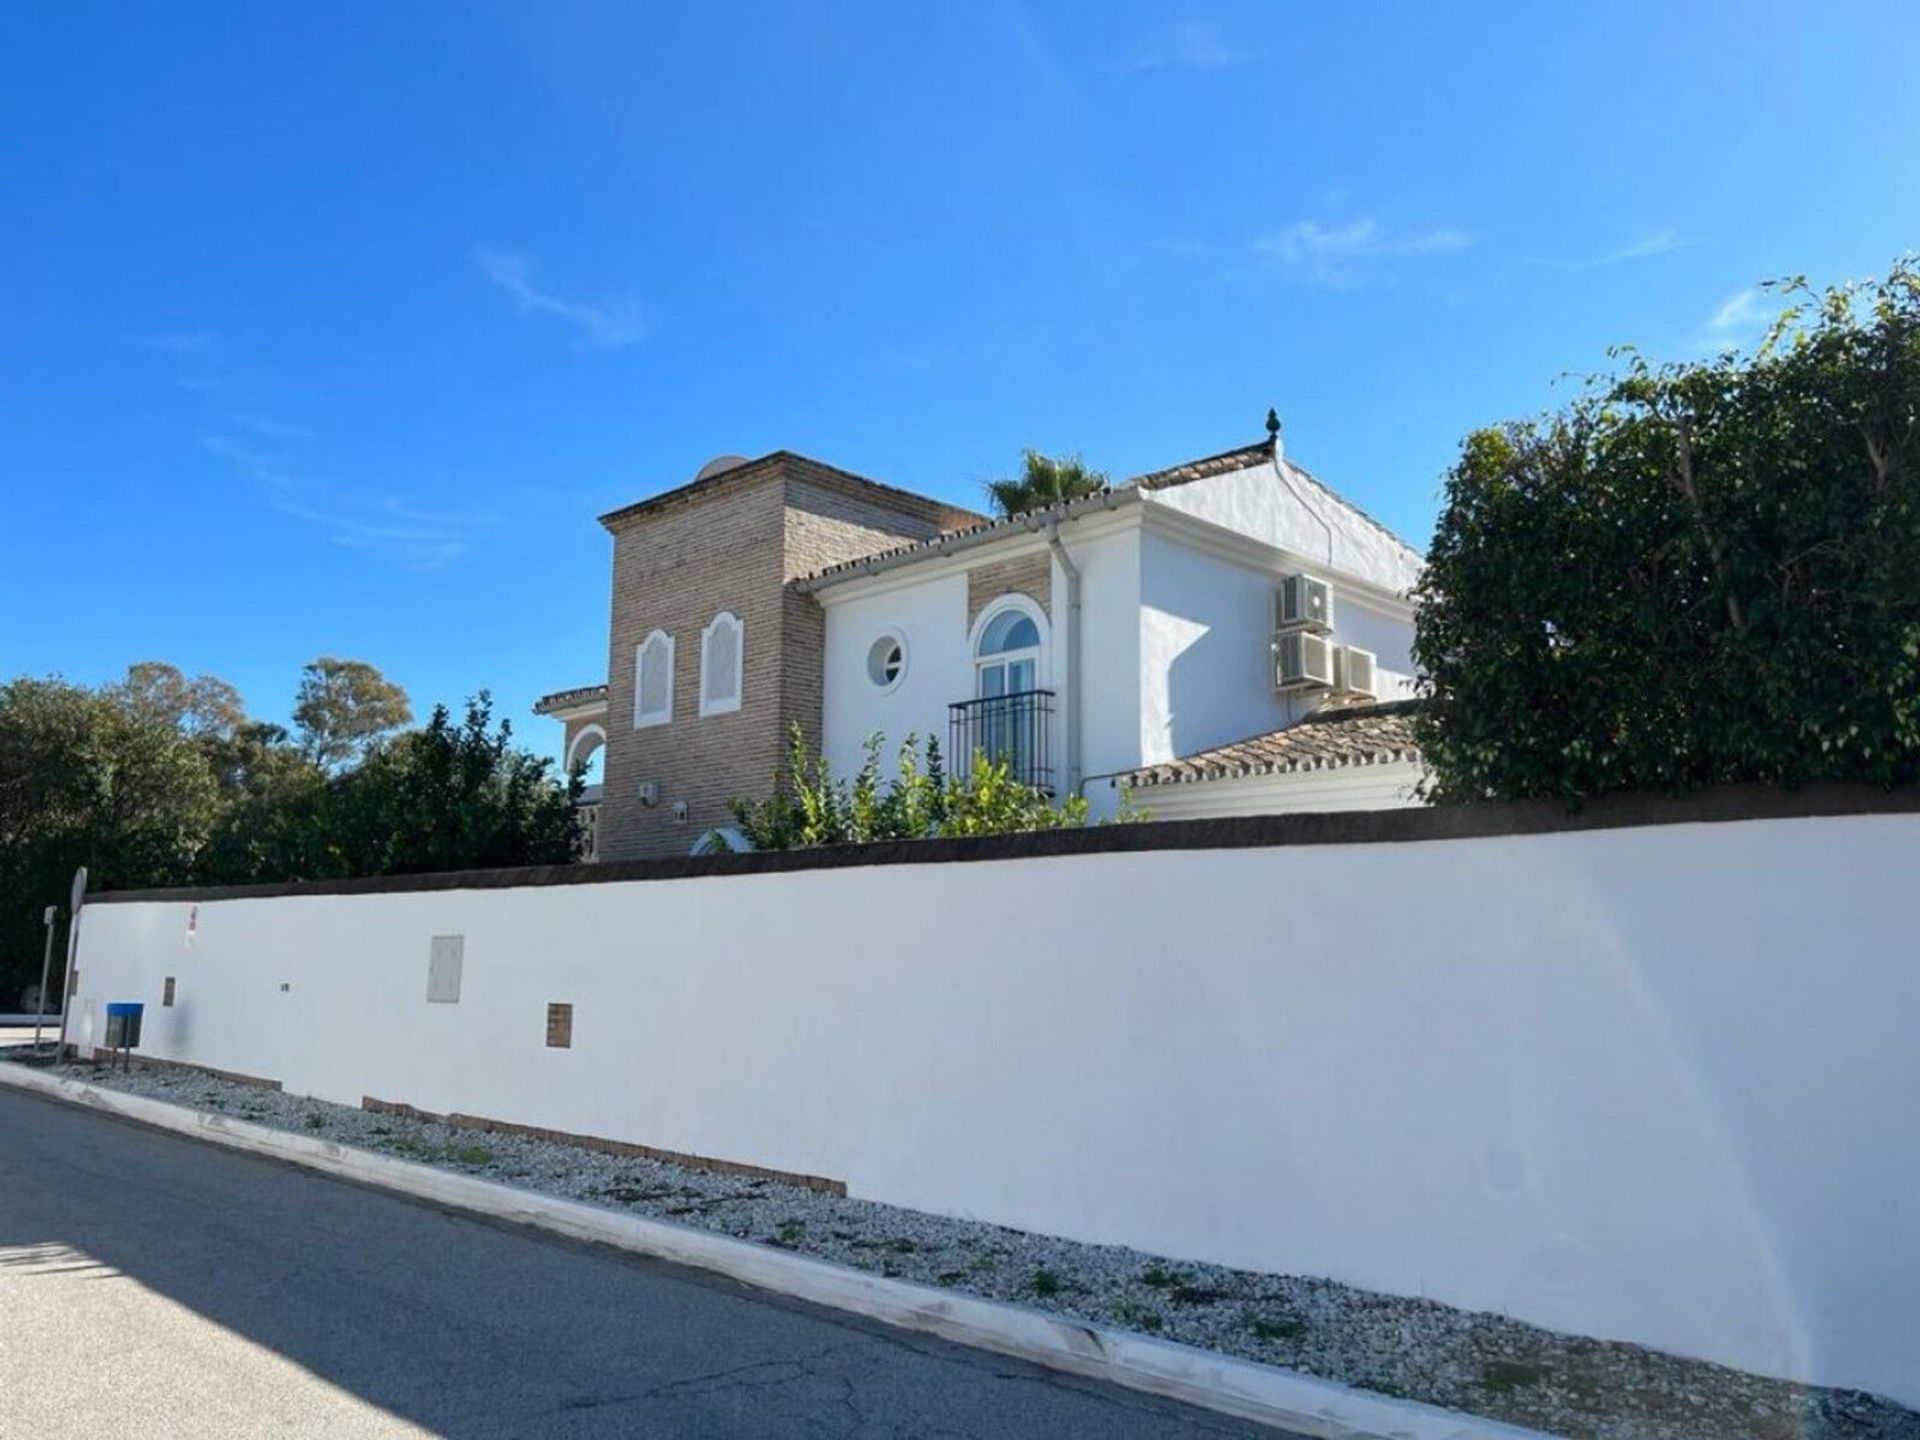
795, 437, 1281, 590
533, 683, 608, 717
1133, 440, 1277, 490
1120, 700, 1423, 788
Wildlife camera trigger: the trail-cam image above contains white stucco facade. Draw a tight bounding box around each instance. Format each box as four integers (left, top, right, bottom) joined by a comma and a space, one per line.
815, 452, 1423, 817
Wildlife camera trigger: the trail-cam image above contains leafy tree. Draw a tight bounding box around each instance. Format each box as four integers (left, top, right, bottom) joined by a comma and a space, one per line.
0, 677, 221, 1003
194, 721, 326, 883
985, 450, 1109, 519
296, 693, 581, 877
293, 656, 413, 769
727, 725, 1096, 849
1413, 260, 1920, 802
114, 661, 246, 740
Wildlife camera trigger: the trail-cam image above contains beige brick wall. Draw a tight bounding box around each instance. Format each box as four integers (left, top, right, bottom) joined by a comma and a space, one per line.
597, 457, 972, 860
966, 550, 1052, 627
601, 476, 787, 860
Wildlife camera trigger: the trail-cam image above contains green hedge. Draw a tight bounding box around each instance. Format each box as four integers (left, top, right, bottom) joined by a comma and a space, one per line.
1412, 262, 1920, 801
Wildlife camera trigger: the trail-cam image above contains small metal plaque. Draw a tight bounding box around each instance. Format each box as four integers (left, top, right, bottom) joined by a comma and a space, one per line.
545, 1002, 573, 1049
163, 976, 176, 1007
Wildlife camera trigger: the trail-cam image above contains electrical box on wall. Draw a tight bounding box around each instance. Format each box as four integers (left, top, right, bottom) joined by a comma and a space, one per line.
427, 935, 464, 1004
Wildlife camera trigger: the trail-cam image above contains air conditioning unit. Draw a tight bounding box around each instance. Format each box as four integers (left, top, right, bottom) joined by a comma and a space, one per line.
1273, 630, 1335, 691
1274, 573, 1333, 634
1333, 645, 1377, 699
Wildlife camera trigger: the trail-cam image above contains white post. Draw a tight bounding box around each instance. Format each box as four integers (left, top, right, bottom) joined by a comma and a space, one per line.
55, 866, 86, 1057
32, 905, 56, 1052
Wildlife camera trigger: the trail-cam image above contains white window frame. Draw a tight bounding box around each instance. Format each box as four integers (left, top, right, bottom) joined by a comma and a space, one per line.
969, 596, 1049, 699
699, 611, 744, 718
634, 629, 674, 729
865, 628, 909, 694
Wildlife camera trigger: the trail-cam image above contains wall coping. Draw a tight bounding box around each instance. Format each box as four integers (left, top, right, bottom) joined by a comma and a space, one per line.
84, 782, 1920, 906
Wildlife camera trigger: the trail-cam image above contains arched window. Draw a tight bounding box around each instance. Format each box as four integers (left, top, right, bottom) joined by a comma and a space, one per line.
634, 630, 674, 728
973, 602, 1045, 700
699, 611, 744, 717
959, 599, 1051, 786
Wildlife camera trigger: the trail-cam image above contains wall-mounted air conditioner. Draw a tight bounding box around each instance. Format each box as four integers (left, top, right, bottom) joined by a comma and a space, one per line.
1274, 630, 1335, 691
1333, 645, 1377, 699
1274, 573, 1334, 634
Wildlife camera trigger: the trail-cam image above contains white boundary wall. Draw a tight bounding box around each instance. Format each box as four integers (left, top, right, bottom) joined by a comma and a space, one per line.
68, 812, 1920, 1407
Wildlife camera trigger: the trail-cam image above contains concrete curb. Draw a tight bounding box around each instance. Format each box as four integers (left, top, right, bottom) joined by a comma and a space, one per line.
0, 1062, 1554, 1440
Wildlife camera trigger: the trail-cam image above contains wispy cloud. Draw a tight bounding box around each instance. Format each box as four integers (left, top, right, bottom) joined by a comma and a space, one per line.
204, 434, 488, 569
1110, 21, 1251, 74
1687, 287, 1781, 356
1547, 228, 1690, 271
476, 249, 645, 348
1253, 217, 1471, 288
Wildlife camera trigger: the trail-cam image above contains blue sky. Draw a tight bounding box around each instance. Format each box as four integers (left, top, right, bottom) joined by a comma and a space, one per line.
4, 2, 1917, 764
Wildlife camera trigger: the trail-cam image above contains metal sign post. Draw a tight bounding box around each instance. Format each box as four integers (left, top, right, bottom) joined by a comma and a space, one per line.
32, 905, 56, 1052
55, 866, 86, 1057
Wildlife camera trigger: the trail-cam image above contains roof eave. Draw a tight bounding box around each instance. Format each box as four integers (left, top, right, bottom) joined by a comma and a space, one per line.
791, 486, 1145, 595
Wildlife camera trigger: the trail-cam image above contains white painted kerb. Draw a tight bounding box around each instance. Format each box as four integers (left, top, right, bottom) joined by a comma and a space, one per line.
0, 1063, 1549, 1440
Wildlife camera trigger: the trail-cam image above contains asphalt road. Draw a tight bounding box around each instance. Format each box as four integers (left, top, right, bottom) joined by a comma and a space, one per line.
0, 1086, 1281, 1438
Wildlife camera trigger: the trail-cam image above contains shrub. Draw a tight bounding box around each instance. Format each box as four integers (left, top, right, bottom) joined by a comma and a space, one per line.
725, 726, 1097, 850
1413, 261, 1920, 802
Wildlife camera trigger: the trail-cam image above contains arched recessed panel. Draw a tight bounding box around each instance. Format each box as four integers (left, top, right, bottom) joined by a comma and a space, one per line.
700, 612, 744, 717
635, 630, 674, 728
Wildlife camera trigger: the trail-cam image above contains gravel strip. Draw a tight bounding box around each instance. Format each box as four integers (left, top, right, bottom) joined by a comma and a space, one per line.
14, 1051, 1916, 1440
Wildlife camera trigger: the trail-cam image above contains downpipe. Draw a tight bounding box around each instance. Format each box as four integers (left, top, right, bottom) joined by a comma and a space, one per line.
1043, 518, 1083, 798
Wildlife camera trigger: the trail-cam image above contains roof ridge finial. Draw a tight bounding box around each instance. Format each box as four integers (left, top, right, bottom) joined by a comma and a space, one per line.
1265, 407, 1281, 441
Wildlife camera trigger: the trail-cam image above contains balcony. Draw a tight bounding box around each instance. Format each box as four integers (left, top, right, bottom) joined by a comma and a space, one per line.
948, 689, 1055, 792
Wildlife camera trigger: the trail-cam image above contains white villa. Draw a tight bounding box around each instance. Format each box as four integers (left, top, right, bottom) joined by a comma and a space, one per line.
538, 422, 1426, 861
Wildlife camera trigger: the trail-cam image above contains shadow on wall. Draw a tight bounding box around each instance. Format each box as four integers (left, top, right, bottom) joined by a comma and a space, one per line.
1157, 604, 1291, 763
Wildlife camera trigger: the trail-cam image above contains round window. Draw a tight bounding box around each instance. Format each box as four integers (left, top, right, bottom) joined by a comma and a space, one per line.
866, 633, 906, 690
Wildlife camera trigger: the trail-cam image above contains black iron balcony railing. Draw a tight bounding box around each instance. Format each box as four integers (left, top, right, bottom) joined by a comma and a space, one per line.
948, 689, 1055, 791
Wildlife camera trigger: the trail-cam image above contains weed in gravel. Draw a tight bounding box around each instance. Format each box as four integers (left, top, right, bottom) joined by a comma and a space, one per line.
936, 1270, 967, 1285
302, 1112, 326, 1130
1170, 1283, 1227, 1306
1030, 1267, 1062, 1298
1115, 1303, 1165, 1334
887, 1237, 916, 1254
1139, 1263, 1173, 1288
771, 1218, 806, 1248
1481, 1359, 1549, 1394
382, 1134, 492, 1167
1248, 1315, 1305, 1342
